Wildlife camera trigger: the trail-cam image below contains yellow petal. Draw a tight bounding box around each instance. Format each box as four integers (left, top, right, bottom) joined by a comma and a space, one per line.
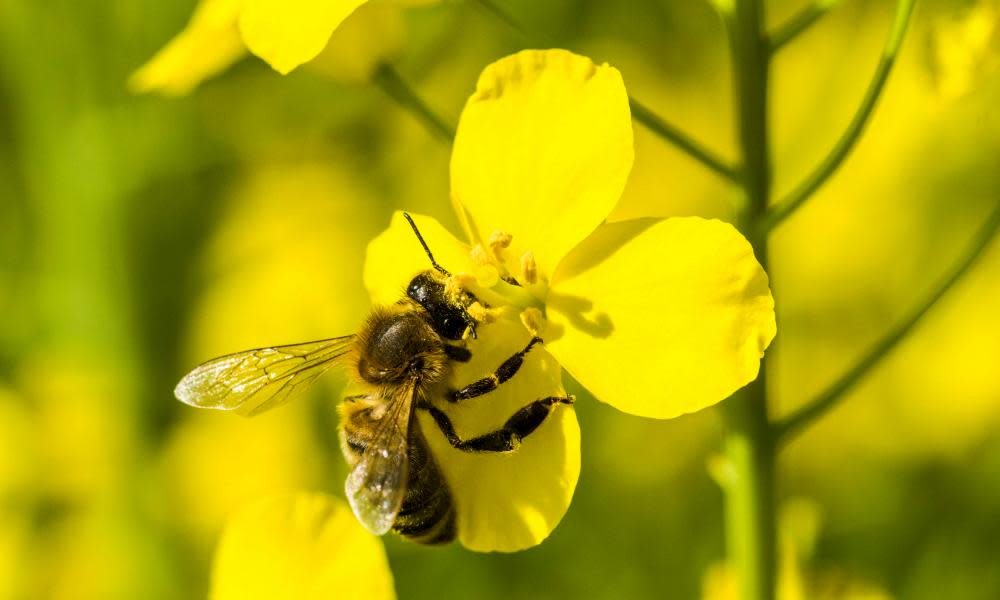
364, 211, 480, 307
416, 319, 580, 552
546, 217, 775, 419
159, 407, 325, 551
451, 49, 634, 278
238, 0, 368, 75
129, 0, 246, 95
210, 493, 395, 600
187, 161, 378, 355
306, 2, 405, 84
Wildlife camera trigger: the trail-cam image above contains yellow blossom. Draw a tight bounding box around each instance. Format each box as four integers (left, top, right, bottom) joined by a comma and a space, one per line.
702, 499, 893, 600
929, 0, 1000, 101
364, 49, 775, 551
210, 493, 395, 600
130, 0, 418, 95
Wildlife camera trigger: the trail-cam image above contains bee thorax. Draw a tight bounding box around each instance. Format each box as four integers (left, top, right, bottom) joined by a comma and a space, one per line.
356, 308, 447, 385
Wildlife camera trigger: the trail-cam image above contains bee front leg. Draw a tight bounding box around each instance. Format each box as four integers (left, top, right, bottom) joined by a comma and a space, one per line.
448, 337, 542, 402
422, 395, 573, 453
443, 344, 472, 363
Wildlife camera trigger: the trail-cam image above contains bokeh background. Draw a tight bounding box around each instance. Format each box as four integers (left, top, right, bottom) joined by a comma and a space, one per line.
1, 0, 999, 598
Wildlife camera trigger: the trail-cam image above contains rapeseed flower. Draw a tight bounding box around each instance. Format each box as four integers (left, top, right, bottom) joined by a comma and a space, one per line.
364, 49, 775, 551
210, 493, 395, 600
131, 0, 416, 94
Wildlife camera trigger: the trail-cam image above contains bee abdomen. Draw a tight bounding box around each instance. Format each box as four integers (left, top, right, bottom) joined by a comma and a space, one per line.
392, 430, 456, 545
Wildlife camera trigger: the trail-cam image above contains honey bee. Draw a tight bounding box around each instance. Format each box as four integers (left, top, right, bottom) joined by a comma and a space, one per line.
174, 214, 573, 545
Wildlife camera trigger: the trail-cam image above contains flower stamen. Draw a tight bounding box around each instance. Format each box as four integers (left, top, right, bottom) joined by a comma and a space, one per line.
467, 301, 501, 325
520, 307, 547, 338
520, 250, 538, 285
470, 243, 493, 267
488, 229, 514, 258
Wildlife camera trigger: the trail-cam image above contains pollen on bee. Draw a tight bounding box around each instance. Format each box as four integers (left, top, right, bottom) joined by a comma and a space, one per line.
467, 301, 499, 325
520, 307, 546, 338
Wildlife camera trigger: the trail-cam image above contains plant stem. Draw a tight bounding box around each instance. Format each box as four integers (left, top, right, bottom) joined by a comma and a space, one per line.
756, 0, 916, 234
373, 63, 455, 143
470, 0, 738, 181
629, 98, 740, 181
769, 0, 839, 52
724, 1, 776, 599
775, 201, 1000, 443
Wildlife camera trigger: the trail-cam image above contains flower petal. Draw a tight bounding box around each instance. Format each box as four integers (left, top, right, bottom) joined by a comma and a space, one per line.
451, 49, 634, 278
238, 0, 368, 75
416, 319, 580, 552
306, 2, 405, 84
210, 493, 395, 600
546, 217, 775, 419
129, 0, 246, 95
364, 211, 480, 307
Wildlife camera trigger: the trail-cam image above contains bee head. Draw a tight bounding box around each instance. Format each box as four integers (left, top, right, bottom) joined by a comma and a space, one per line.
406, 272, 477, 340
401, 212, 478, 340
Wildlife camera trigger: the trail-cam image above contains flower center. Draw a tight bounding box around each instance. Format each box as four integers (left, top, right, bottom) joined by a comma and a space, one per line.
461, 229, 548, 337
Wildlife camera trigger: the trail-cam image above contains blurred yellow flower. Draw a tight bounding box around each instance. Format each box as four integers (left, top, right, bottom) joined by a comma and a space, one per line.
929, 0, 1000, 101
703, 499, 892, 600
168, 160, 379, 550
0, 387, 32, 600
363, 49, 774, 550
186, 160, 377, 356
210, 492, 395, 600
160, 407, 325, 552
130, 0, 415, 95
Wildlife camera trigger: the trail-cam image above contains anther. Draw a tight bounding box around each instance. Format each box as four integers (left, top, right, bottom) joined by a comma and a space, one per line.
520, 307, 547, 338
488, 230, 513, 253
520, 250, 538, 285
470, 244, 492, 267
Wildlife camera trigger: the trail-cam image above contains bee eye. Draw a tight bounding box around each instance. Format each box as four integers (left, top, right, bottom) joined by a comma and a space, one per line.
440, 315, 467, 338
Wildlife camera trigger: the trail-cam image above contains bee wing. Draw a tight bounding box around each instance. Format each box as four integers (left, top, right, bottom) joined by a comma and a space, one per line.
174, 335, 355, 417
344, 386, 415, 535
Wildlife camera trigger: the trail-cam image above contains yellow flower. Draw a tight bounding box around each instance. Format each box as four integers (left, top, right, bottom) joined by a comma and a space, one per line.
130, 0, 415, 95
929, 0, 1000, 101
702, 499, 893, 600
210, 493, 395, 600
365, 49, 775, 550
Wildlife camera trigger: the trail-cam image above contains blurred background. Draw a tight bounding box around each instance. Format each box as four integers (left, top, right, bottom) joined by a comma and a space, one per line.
1, 0, 998, 598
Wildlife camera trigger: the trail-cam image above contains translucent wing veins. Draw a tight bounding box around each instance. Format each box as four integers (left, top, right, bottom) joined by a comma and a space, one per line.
344, 386, 414, 535
174, 335, 355, 416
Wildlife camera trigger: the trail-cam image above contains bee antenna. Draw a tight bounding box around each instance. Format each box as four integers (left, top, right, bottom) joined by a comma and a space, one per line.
403, 212, 450, 276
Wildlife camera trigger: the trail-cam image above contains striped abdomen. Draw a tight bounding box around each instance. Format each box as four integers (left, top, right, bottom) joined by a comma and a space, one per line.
340, 402, 456, 545
391, 421, 456, 545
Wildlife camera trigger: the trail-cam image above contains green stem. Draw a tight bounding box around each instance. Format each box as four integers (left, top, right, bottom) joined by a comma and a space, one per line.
769, 0, 840, 52
724, 1, 776, 599
775, 201, 1000, 443
756, 0, 916, 234
629, 98, 740, 181
373, 63, 455, 143
470, 0, 738, 182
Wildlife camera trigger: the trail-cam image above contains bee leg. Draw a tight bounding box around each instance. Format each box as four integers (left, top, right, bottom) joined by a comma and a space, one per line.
443, 345, 472, 363
423, 396, 573, 453
448, 337, 542, 402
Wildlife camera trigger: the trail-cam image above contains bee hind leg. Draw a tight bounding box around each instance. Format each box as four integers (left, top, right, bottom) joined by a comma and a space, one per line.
448, 337, 542, 402
423, 396, 573, 453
